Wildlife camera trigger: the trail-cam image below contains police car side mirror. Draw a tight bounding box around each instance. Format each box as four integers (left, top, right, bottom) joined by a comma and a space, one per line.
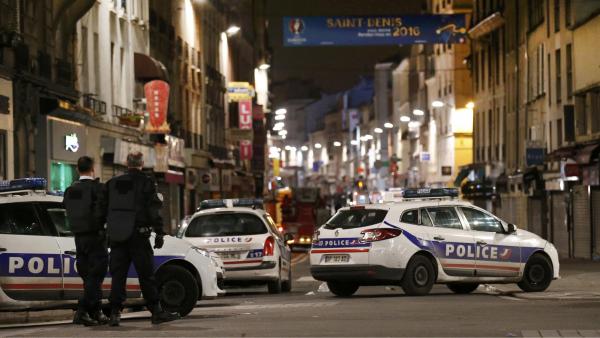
506, 223, 517, 234
284, 233, 294, 243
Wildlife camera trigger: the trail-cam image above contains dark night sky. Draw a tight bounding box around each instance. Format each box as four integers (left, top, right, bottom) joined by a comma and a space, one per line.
265, 0, 425, 103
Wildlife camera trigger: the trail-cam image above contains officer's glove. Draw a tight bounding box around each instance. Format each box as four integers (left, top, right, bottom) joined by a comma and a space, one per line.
154, 235, 164, 249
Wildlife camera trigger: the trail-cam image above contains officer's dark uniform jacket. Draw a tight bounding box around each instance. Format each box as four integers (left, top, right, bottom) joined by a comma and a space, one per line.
63, 178, 105, 234
103, 169, 165, 242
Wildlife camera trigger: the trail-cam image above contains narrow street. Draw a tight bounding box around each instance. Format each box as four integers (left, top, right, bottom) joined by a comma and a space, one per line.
2, 252, 600, 338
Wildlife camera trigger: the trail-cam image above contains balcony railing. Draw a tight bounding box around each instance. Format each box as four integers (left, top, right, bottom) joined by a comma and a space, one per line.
113, 104, 142, 127
82, 94, 107, 116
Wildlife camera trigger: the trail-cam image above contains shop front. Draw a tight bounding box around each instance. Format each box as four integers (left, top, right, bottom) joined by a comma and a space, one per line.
154, 136, 186, 232
48, 117, 87, 191
0, 77, 14, 181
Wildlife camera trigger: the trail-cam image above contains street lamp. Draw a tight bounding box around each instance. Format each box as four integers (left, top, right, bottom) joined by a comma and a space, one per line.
350, 140, 359, 145
301, 145, 308, 151
275, 108, 287, 115
384, 122, 394, 129
278, 130, 288, 136
413, 109, 424, 116
374, 127, 383, 134
273, 122, 284, 131
432, 100, 444, 108
400, 116, 411, 122
315, 143, 322, 149
466, 101, 475, 109
259, 63, 270, 70
333, 141, 342, 147
275, 114, 285, 121
225, 25, 240, 36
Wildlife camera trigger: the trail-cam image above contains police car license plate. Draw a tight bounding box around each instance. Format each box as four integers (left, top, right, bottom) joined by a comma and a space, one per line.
219, 252, 240, 259
324, 254, 349, 263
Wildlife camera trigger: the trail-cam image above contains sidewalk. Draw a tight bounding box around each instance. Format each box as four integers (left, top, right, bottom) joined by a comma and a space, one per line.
485, 259, 600, 300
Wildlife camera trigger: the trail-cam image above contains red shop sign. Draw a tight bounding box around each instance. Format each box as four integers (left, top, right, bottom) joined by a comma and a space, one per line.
240, 140, 253, 160
144, 80, 170, 134
239, 100, 253, 130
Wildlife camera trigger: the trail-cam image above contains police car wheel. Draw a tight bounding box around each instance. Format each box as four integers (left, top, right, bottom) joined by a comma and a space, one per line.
281, 265, 293, 292
157, 265, 199, 317
327, 281, 359, 297
447, 283, 479, 294
517, 254, 553, 292
401, 255, 435, 296
268, 265, 283, 294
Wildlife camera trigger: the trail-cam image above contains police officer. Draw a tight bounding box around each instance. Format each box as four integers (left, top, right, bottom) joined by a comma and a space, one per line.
63, 156, 109, 326
101, 151, 179, 326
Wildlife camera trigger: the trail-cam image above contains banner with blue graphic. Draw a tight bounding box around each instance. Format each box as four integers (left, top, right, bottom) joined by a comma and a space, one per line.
283, 15, 467, 46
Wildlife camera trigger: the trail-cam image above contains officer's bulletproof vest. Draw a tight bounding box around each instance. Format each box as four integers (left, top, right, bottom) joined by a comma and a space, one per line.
106, 176, 138, 242
64, 181, 96, 233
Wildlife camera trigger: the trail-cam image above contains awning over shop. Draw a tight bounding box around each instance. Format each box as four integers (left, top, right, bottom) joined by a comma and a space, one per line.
547, 145, 577, 161
165, 170, 184, 185
134, 53, 169, 83
575, 144, 600, 165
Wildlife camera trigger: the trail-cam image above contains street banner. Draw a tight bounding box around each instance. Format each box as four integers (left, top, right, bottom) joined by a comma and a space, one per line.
240, 140, 253, 160
239, 100, 253, 130
227, 82, 255, 102
283, 15, 467, 46
144, 80, 170, 134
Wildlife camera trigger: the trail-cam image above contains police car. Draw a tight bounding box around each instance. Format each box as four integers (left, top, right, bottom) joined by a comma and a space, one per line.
178, 199, 293, 294
310, 188, 560, 297
0, 178, 223, 316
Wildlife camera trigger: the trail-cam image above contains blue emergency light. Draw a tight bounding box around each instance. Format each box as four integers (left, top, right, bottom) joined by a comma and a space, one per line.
401, 188, 458, 199
198, 198, 264, 210
0, 178, 47, 193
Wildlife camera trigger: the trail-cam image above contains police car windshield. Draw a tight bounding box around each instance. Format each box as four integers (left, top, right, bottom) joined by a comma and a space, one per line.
324, 209, 388, 230
185, 213, 268, 237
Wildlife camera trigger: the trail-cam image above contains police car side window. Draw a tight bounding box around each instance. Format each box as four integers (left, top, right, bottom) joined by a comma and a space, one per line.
37, 202, 73, 237
0, 203, 47, 236
400, 209, 419, 225
460, 207, 503, 233
425, 207, 463, 230
421, 210, 434, 227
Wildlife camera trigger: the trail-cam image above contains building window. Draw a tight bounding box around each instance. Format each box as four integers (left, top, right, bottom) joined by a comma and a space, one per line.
554, 0, 560, 32
0, 130, 6, 180
548, 53, 552, 104
549, 120, 553, 151
557, 118, 563, 147
556, 48, 561, 104
529, 0, 545, 30
565, 0, 572, 26
566, 43, 573, 99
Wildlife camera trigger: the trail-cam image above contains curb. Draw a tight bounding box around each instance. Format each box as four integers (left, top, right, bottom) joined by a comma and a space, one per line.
482, 284, 600, 300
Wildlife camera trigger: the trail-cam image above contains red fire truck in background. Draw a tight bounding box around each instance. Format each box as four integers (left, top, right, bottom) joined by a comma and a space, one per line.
281, 187, 330, 249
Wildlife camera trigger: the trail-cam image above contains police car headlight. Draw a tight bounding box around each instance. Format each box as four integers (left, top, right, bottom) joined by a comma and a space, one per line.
192, 247, 211, 258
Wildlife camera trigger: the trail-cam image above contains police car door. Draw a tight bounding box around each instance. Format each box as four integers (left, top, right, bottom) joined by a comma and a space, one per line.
0, 202, 63, 300
458, 207, 520, 277
424, 206, 477, 277
36, 201, 85, 299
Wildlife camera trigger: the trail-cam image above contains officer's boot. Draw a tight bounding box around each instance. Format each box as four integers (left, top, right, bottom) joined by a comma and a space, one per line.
73, 307, 100, 326
150, 303, 180, 325
91, 309, 109, 325
108, 308, 121, 327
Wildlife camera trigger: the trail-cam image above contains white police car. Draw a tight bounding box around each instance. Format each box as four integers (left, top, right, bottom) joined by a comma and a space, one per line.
0, 178, 223, 316
310, 188, 560, 297
179, 199, 293, 294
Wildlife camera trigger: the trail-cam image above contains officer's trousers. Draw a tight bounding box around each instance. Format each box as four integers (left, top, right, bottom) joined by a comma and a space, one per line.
108, 233, 160, 311
74, 232, 108, 312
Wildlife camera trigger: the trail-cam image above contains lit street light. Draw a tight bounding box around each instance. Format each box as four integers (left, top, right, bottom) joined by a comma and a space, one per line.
432, 100, 444, 108
258, 63, 270, 70
278, 130, 288, 136
400, 116, 411, 122
333, 141, 342, 147
225, 25, 240, 36
413, 109, 424, 116
374, 127, 383, 134
466, 101, 475, 109
384, 122, 394, 128
275, 114, 285, 121
314, 143, 322, 149
301, 146, 308, 151
275, 108, 287, 115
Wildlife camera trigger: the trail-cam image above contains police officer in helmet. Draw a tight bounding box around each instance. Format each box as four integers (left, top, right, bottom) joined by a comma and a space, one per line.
101, 151, 179, 326
63, 156, 109, 326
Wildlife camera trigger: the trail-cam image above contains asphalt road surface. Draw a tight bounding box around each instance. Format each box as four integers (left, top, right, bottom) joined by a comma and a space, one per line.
1, 251, 600, 337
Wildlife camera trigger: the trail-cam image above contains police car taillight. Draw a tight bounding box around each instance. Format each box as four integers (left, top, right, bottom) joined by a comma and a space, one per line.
263, 236, 275, 256
360, 228, 403, 242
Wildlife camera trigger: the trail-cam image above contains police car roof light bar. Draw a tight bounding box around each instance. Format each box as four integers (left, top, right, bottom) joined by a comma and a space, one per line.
0, 178, 48, 195
198, 198, 264, 210
402, 188, 458, 199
